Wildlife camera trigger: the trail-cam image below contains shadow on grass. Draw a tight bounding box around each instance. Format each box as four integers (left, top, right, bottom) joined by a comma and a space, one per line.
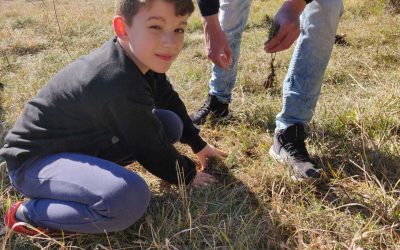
308, 125, 400, 227
0, 159, 295, 249
118, 159, 295, 249
311, 125, 400, 187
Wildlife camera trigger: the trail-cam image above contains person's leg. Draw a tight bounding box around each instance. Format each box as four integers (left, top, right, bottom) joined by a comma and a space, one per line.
209, 0, 253, 103
191, 0, 252, 125
8, 153, 150, 233
153, 109, 183, 144
276, 0, 344, 131
270, 0, 343, 180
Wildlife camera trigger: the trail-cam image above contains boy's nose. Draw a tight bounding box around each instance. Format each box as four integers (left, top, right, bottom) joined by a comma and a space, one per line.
161, 32, 177, 48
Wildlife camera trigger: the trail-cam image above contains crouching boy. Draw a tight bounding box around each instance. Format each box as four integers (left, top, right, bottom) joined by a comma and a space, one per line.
1, 0, 226, 235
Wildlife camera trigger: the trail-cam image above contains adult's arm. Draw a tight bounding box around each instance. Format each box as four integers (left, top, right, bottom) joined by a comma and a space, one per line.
198, 0, 232, 69
197, 0, 220, 16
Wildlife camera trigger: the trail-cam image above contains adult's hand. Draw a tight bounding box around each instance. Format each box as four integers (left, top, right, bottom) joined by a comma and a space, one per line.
203, 14, 233, 70
196, 143, 228, 170
264, 0, 306, 53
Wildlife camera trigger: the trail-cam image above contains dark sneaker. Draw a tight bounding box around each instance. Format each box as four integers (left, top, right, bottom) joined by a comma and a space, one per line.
269, 124, 322, 180
190, 94, 231, 125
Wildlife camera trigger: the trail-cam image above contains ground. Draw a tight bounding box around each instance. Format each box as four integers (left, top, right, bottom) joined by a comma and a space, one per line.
0, 0, 399, 249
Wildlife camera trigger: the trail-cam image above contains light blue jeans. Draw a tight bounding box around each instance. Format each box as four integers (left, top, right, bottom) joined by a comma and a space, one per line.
209, 0, 344, 131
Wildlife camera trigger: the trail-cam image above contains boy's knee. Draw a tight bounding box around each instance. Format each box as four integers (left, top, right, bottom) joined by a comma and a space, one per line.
105, 174, 151, 231
154, 109, 183, 143
167, 111, 183, 143
123, 175, 150, 220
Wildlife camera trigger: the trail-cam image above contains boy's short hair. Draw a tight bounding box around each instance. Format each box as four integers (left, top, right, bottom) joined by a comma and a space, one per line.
116, 0, 195, 26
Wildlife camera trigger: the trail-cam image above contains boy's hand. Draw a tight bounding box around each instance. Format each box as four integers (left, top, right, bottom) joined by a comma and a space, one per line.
264, 0, 306, 53
191, 171, 217, 188
196, 144, 228, 170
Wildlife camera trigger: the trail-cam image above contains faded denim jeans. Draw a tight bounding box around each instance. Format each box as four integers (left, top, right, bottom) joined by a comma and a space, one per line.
208, 0, 344, 131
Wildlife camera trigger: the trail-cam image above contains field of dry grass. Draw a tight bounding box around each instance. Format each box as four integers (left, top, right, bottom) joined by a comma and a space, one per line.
1, 0, 399, 249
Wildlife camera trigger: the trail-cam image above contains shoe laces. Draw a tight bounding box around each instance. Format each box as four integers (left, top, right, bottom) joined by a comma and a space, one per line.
280, 132, 312, 162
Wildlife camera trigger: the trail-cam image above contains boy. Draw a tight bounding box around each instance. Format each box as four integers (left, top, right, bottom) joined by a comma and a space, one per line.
1, 0, 226, 235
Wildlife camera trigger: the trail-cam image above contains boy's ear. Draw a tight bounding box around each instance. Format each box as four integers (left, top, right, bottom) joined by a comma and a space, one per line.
113, 16, 128, 41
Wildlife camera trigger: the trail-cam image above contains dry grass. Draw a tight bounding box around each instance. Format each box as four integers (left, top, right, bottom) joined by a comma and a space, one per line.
1, 0, 399, 249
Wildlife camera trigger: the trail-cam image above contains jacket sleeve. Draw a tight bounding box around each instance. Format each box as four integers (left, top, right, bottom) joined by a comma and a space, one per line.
153, 73, 207, 153
197, 0, 220, 16
99, 92, 197, 185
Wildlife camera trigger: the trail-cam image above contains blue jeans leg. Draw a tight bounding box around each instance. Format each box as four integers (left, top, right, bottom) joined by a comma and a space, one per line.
209, 0, 252, 103
275, 0, 344, 131
9, 153, 151, 233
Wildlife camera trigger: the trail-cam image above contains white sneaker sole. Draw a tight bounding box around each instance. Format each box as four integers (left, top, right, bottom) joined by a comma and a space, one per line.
269, 146, 308, 181
269, 146, 283, 163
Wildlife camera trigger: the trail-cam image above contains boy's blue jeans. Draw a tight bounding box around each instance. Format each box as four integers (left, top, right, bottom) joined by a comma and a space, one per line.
8, 109, 182, 233
209, 0, 344, 131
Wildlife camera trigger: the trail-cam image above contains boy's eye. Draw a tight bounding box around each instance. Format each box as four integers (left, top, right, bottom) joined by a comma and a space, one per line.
175, 28, 185, 33
149, 25, 161, 30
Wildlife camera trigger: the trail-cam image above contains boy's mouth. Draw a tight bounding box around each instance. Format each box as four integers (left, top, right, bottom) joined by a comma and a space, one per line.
155, 54, 173, 61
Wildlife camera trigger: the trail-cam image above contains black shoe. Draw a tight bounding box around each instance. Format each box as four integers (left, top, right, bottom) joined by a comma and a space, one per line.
190, 94, 231, 125
269, 124, 322, 180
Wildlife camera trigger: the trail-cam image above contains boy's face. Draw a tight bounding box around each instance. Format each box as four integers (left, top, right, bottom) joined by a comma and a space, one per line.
119, 1, 189, 74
